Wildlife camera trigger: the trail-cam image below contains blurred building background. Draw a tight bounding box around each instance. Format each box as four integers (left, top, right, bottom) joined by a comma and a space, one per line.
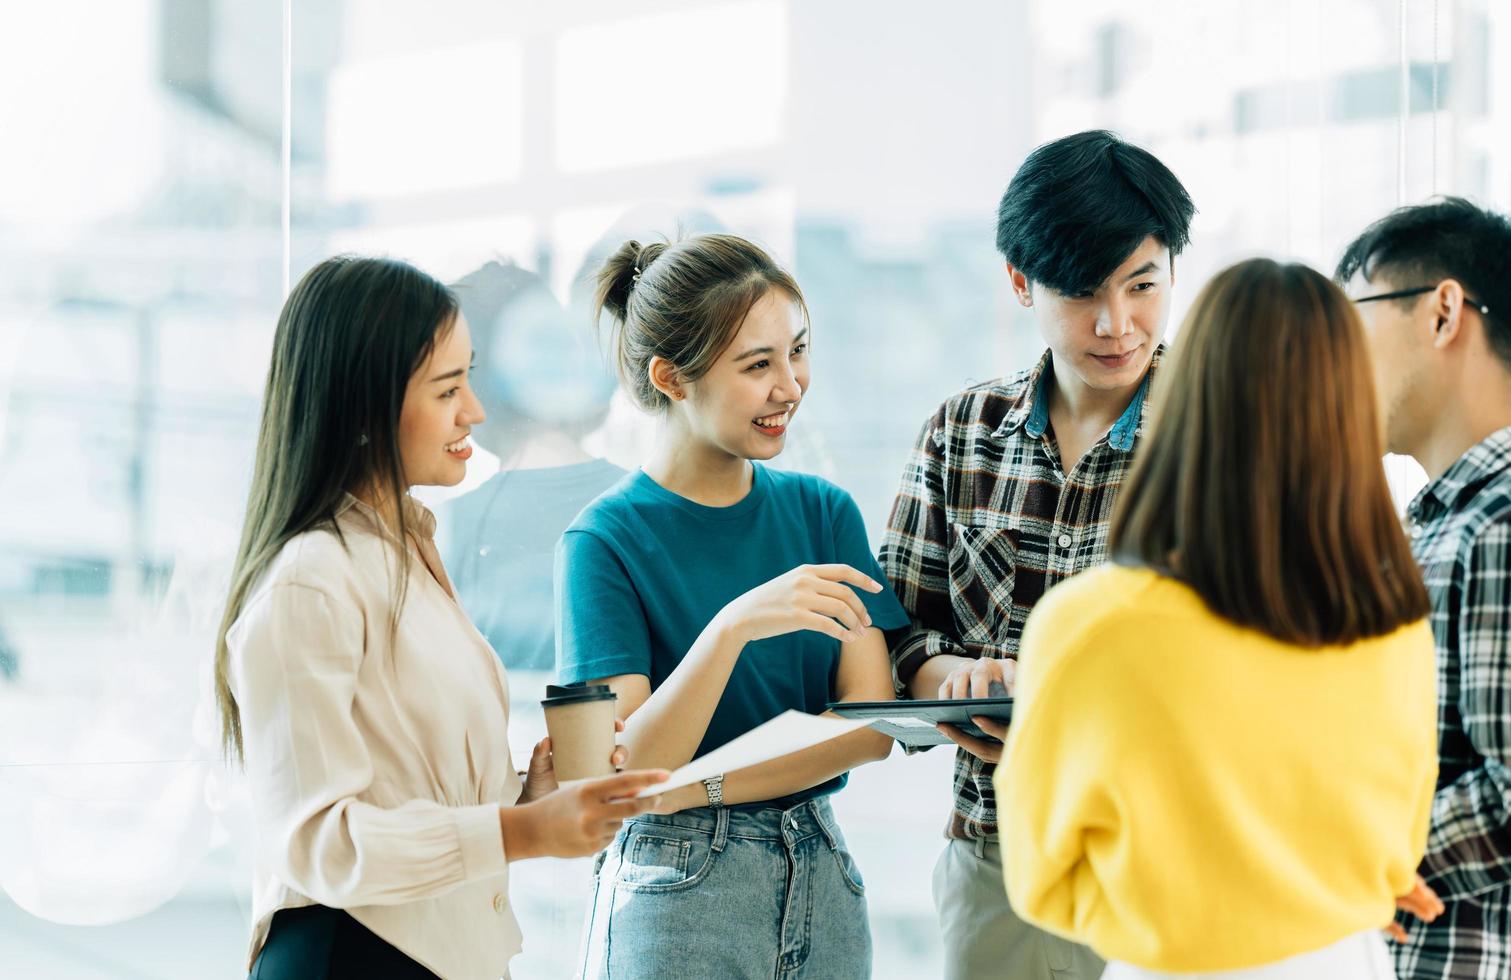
1, 1, 1506, 976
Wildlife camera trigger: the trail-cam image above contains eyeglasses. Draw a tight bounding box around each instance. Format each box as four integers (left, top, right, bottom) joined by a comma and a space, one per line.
1352, 285, 1492, 317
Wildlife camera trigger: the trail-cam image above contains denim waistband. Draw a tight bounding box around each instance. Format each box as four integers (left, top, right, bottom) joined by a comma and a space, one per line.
625, 796, 843, 850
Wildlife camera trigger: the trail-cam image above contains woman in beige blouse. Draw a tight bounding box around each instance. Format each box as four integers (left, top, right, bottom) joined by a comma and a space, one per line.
213, 256, 667, 980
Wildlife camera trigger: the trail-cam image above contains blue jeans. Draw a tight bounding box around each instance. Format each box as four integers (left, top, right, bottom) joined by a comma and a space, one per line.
577, 797, 872, 979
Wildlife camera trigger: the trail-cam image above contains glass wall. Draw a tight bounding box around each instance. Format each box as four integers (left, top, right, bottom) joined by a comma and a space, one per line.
1, 1, 1505, 976
0, 2, 283, 975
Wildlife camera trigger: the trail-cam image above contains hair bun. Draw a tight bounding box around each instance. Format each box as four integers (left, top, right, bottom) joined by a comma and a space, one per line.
591, 232, 807, 413
594, 240, 642, 324
635, 241, 670, 280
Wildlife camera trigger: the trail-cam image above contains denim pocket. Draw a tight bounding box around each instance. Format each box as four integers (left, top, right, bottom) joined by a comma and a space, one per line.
591, 848, 608, 880
831, 843, 867, 896
820, 818, 867, 897
615, 826, 715, 893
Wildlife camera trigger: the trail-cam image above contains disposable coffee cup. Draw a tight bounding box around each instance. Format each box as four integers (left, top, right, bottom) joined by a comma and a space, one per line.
541, 684, 619, 783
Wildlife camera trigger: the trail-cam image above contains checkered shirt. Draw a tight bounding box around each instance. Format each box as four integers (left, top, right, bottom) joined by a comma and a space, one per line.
1392, 426, 1511, 979
879, 348, 1158, 840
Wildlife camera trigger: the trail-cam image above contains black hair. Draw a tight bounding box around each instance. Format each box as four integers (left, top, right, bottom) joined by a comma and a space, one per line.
1335, 196, 1511, 365
216, 255, 457, 761
995, 130, 1196, 296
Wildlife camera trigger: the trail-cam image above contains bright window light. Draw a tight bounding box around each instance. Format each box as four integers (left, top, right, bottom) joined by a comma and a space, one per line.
326, 39, 523, 199
555, 2, 787, 173
0, 0, 162, 226
325, 214, 535, 284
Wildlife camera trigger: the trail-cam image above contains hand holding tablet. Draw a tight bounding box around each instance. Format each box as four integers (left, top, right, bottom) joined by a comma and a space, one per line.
826, 696, 1013, 749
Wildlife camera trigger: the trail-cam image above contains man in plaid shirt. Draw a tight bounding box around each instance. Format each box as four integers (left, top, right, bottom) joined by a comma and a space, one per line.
1340, 198, 1511, 979
879, 131, 1195, 980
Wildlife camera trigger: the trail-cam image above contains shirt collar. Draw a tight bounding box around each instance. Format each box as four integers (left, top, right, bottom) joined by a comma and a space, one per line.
997, 346, 1162, 452
993, 349, 1053, 442
1408, 425, 1511, 521
338, 491, 437, 541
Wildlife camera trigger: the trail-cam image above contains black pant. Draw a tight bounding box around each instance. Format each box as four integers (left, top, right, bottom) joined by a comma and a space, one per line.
249, 905, 439, 979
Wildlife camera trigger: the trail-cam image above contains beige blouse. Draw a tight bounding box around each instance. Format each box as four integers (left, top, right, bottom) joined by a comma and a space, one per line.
227, 495, 523, 980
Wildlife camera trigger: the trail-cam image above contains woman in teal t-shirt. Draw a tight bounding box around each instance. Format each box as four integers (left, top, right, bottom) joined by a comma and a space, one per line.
556, 234, 907, 979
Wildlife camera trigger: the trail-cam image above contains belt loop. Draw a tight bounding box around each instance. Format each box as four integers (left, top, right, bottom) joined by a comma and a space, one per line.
973, 836, 988, 860
811, 800, 840, 850
711, 805, 730, 853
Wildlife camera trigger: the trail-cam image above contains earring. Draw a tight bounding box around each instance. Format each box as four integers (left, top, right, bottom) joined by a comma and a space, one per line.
357, 433, 369, 446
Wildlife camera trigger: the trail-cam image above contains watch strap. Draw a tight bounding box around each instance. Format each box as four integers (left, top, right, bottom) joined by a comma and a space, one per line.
702, 773, 725, 809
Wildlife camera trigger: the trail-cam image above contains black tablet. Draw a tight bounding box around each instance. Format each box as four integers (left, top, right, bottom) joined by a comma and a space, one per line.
827, 698, 1013, 748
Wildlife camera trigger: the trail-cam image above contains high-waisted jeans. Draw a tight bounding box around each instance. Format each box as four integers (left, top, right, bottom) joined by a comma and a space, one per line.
576, 796, 871, 979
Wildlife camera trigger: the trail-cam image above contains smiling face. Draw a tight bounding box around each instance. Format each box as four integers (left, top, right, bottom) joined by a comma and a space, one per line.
674, 289, 810, 462
398, 313, 486, 488
1015, 236, 1174, 394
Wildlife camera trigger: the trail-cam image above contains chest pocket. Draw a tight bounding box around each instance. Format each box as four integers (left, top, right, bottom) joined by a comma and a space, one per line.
947, 524, 1021, 645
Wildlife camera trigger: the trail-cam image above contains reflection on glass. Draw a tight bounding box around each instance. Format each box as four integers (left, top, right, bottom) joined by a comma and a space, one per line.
1, 0, 1507, 975
436, 262, 623, 671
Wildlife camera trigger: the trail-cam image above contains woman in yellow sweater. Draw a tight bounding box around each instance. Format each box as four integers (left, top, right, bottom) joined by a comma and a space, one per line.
995, 258, 1442, 977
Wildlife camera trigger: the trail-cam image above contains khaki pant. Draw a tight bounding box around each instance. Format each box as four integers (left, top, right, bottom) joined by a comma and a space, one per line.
933, 836, 1105, 980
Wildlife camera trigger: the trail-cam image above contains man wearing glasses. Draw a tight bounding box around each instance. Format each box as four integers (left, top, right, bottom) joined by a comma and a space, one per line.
1339, 196, 1511, 980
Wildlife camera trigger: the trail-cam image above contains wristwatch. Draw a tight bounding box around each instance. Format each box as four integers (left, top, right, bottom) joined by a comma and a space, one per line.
702, 773, 725, 809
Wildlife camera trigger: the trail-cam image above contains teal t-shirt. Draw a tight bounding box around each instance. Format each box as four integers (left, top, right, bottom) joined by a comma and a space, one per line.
554, 463, 908, 808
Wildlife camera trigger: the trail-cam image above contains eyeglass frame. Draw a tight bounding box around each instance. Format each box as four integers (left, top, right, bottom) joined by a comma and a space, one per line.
1351, 284, 1492, 318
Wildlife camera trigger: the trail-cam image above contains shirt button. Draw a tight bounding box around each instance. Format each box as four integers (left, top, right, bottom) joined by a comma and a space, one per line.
491, 893, 507, 914
1410, 524, 1424, 538
1057, 533, 1073, 550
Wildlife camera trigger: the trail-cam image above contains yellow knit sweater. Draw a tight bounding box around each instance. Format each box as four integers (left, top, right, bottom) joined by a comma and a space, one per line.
995, 563, 1437, 972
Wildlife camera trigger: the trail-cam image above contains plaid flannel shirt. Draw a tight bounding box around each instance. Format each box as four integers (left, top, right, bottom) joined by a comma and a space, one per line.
879, 348, 1158, 839
1392, 426, 1511, 979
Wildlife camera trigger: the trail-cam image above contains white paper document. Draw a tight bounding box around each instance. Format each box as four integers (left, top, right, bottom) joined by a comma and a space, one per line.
634, 710, 873, 798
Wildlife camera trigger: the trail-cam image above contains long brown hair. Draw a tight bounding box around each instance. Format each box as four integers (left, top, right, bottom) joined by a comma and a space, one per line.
593, 233, 808, 411
214, 256, 458, 762
1111, 258, 1428, 645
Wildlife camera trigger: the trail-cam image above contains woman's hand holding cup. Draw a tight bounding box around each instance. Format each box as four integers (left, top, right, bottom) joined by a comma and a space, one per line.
541, 684, 621, 783
518, 719, 630, 805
